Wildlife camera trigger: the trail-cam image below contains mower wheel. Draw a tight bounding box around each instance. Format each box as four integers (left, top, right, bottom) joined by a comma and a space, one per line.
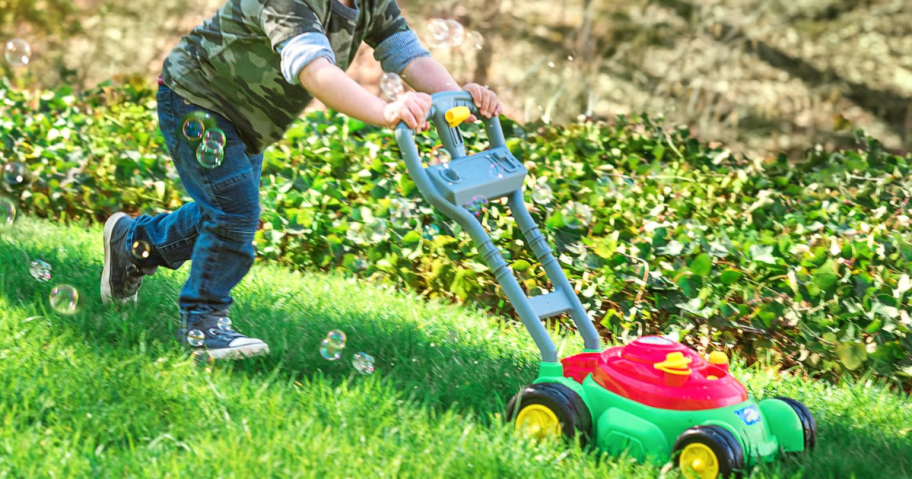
506, 382, 592, 444
673, 425, 745, 479
774, 397, 817, 451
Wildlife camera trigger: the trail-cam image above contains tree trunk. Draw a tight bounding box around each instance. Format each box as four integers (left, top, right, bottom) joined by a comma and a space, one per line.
472, 0, 501, 85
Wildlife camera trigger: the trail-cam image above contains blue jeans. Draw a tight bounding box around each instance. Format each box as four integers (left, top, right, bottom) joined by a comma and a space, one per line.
128, 84, 263, 314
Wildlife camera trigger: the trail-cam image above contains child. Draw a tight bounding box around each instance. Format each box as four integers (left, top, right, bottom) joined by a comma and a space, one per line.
100, 0, 503, 360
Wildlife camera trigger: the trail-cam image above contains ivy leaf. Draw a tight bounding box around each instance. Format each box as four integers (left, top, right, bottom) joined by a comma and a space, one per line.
835, 342, 868, 371
653, 144, 666, 162
720, 269, 743, 285
864, 319, 883, 333
676, 298, 712, 317
657, 240, 684, 256
812, 259, 839, 291
688, 253, 712, 277
512, 260, 532, 272
708, 241, 729, 257
749, 244, 777, 265
894, 274, 912, 299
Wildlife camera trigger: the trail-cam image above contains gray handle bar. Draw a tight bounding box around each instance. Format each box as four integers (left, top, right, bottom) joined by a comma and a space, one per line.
394, 91, 507, 168
392, 91, 603, 362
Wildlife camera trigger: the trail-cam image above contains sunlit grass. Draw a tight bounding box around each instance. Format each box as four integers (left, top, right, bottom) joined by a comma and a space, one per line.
0, 217, 908, 478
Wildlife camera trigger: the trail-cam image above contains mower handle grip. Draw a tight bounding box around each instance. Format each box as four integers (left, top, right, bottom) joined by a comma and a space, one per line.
394, 91, 507, 162
394, 91, 478, 133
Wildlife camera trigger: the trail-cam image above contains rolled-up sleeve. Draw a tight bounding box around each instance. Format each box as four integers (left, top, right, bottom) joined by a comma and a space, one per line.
364, 0, 429, 73
372, 30, 430, 74
261, 0, 325, 50
277, 33, 337, 85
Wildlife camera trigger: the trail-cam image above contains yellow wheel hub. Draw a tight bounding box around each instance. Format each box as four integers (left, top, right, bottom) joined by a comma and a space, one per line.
680, 443, 720, 479
514, 404, 561, 439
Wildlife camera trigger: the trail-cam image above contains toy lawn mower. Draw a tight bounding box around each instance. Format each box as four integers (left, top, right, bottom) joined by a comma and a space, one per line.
394, 92, 817, 478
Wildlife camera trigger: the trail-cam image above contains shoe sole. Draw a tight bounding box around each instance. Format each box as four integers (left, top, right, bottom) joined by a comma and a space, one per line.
205, 342, 271, 360
101, 212, 133, 304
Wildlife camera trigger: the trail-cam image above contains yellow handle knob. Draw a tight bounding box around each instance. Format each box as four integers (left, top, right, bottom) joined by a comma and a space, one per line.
445, 106, 472, 127
654, 352, 693, 375
708, 351, 729, 365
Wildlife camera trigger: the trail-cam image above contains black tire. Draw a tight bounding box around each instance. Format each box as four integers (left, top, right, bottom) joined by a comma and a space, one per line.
775, 397, 817, 451
673, 425, 745, 479
506, 382, 592, 444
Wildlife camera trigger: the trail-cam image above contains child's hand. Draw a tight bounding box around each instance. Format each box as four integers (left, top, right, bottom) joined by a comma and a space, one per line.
383, 92, 433, 131
462, 83, 503, 120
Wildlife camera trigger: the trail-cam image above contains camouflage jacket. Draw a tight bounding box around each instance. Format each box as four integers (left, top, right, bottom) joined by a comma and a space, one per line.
162, 0, 412, 154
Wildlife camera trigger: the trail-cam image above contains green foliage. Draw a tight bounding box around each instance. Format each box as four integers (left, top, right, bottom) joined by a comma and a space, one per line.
2, 79, 911, 388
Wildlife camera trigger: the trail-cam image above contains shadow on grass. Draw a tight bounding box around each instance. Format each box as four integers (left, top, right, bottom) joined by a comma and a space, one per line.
0, 231, 535, 420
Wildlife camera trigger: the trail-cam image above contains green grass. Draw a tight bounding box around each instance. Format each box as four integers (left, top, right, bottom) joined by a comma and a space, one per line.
0, 218, 909, 478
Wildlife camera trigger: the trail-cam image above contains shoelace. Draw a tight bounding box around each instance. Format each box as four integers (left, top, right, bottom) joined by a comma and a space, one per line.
123, 264, 146, 295
211, 317, 241, 338
209, 326, 244, 342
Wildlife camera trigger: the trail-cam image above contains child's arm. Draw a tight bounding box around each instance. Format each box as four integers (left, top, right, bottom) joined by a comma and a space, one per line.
400, 58, 503, 120
298, 57, 432, 131
264, 1, 432, 131
362, 0, 502, 120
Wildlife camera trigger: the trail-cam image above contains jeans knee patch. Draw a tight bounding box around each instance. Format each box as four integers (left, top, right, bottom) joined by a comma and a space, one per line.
211, 168, 254, 195
209, 214, 258, 242
211, 169, 260, 234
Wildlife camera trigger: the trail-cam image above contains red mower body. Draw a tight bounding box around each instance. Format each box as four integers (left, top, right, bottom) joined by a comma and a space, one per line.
561, 336, 748, 411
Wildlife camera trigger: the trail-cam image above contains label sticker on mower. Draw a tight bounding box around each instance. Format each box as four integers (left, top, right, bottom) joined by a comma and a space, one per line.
734, 404, 762, 426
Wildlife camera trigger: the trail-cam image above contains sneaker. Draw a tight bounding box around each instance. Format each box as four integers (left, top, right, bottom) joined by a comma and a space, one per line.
101, 212, 157, 303
179, 311, 270, 360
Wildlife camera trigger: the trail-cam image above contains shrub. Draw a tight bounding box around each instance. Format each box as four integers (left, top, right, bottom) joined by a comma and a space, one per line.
1, 76, 910, 389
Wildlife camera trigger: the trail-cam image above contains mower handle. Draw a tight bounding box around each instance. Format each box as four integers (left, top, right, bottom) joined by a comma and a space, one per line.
392, 91, 603, 363
394, 91, 507, 166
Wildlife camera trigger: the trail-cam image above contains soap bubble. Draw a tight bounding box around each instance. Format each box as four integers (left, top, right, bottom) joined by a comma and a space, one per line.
0, 197, 16, 227
429, 147, 452, 165
389, 198, 413, 228
320, 330, 346, 360
352, 257, 369, 271
423, 224, 440, 240
596, 175, 616, 192
217, 317, 233, 331
380, 72, 405, 101
427, 19, 450, 48
427, 18, 466, 48
182, 118, 205, 142
196, 139, 224, 169
2, 162, 32, 189
187, 329, 206, 347
181, 111, 214, 142
204, 127, 227, 148
561, 202, 593, 229
327, 330, 346, 344
444, 20, 465, 47
352, 352, 375, 375
464, 195, 488, 217
446, 330, 459, 342
4, 39, 31, 67
364, 218, 389, 243
49, 284, 80, 315
488, 163, 503, 179
131, 240, 151, 260
29, 259, 52, 282
467, 31, 484, 50
532, 183, 553, 204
